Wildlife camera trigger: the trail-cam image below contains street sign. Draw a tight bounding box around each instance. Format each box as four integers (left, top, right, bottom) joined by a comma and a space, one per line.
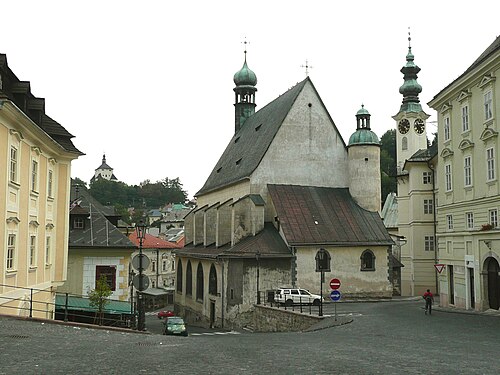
330, 290, 341, 302
133, 274, 150, 292
330, 278, 341, 290
434, 264, 445, 273
132, 253, 150, 271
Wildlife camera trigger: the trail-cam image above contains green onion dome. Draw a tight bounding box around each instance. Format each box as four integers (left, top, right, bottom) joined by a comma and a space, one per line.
233, 59, 257, 87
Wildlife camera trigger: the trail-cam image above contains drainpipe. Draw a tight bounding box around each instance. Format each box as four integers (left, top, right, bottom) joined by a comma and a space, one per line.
428, 161, 438, 295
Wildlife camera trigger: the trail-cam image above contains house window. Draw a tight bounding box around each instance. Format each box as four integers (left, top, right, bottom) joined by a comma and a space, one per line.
464, 156, 472, 187
172, 260, 175, 271
487, 148, 495, 181
7, 234, 16, 270
424, 236, 435, 251
10, 146, 18, 182
151, 261, 156, 272
73, 217, 84, 229
31, 160, 38, 191
446, 240, 452, 254
444, 117, 451, 141
176, 259, 183, 293
424, 199, 433, 215
445, 164, 452, 191
162, 260, 168, 272
446, 215, 453, 230
466, 212, 474, 230
489, 209, 498, 228
151, 280, 156, 288
95, 265, 116, 291
196, 263, 204, 300
423, 171, 433, 185
360, 249, 375, 271
484, 90, 493, 120
186, 261, 192, 296
45, 236, 51, 265
209, 264, 217, 295
402, 137, 408, 150
461, 105, 469, 132
29, 235, 36, 267
48, 170, 53, 197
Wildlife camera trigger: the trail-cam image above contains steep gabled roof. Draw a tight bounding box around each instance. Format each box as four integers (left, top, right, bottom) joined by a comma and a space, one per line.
128, 232, 182, 249
196, 78, 309, 196
268, 184, 393, 247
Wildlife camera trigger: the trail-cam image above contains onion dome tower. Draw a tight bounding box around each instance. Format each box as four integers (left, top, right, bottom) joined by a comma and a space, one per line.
233, 46, 257, 133
348, 105, 381, 212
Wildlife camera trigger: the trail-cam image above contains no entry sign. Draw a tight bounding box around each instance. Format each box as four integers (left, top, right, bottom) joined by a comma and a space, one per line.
330, 278, 341, 290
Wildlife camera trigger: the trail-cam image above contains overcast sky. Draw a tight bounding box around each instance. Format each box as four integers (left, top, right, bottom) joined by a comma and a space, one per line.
2, 1, 499, 200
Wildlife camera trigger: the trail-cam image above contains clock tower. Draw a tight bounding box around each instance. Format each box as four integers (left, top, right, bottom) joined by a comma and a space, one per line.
392, 35, 429, 172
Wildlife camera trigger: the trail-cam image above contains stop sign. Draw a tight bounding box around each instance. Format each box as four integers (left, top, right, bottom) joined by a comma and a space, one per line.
330, 278, 341, 290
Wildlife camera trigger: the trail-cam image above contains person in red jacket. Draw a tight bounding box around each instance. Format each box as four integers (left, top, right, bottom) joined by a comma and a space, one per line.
423, 289, 434, 315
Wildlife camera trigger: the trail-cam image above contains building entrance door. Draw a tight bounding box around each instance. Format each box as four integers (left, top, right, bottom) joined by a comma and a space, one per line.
448, 265, 455, 305
468, 267, 475, 309
210, 300, 215, 328
487, 258, 500, 310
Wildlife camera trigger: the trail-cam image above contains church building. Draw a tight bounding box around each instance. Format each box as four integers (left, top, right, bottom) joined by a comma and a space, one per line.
174, 51, 393, 328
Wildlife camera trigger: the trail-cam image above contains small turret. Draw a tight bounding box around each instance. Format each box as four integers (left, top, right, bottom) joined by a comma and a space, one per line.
233, 45, 257, 133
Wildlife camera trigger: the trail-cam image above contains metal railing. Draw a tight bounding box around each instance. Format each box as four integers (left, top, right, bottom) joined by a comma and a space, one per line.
0, 283, 133, 328
256, 290, 323, 316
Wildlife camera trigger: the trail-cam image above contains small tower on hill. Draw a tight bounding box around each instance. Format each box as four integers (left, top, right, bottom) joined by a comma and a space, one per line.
91, 154, 118, 183
348, 105, 381, 212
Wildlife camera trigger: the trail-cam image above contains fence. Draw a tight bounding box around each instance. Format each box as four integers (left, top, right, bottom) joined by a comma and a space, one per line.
256, 290, 323, 316
0, 283, 134, 328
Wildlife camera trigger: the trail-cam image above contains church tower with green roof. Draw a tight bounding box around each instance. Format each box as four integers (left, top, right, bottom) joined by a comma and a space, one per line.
233, 49, 257, 133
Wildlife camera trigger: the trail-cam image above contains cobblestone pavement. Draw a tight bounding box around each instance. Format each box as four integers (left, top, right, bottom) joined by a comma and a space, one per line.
1, 299, 499, 375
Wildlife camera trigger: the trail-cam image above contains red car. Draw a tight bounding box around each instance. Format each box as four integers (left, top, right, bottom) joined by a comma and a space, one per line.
157, 310, 175, 319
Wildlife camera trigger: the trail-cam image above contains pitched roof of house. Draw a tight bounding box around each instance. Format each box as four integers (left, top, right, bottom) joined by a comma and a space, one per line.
268, 184, 393, 247
128, 232, 182, 249
175, 223, 291, 260
69, 186, 135, 249
431, 35, 500, 101
196, 78, 310, 196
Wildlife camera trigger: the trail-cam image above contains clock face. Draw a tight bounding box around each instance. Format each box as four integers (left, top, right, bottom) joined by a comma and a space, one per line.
414, 119, 425, 134
398, 119, 410, 134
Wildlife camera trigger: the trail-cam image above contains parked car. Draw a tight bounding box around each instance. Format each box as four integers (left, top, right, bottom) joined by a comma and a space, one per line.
157, 310, 175, 319
163, 316, 188, 336
275, 288, 323, 306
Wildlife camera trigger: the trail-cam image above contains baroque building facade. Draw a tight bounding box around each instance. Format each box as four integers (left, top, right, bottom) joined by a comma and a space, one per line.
0, 54, 82, 318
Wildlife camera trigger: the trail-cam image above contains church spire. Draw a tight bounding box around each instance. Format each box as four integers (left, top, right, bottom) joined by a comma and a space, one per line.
398, 29, 423, 113
233, 39, 257, 133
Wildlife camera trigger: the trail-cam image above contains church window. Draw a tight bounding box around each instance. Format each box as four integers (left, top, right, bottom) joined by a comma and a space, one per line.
423, 171, 432, 184
401, 137, 408, 150
360, 249, 375, 271
446, 215, 453, 230
445, 164, 452, 191
424, 236, 435, 251
489, 209, 498, 228
176, 259, 183, 292
196, 263, 204, 301
464, 156, 472, 187
186, 261, 193, 296
461, 105, 469, 132
466, 212, 474, 230
209, 264, 217, 295
444, 117, 451, 141
423, 199, 433, 215
484, 90, 493, 120
486, 148, 495, 181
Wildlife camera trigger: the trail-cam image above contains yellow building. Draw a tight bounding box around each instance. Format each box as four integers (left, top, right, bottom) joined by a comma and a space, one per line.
428, 36, 500, 311
0, 54, 82, 318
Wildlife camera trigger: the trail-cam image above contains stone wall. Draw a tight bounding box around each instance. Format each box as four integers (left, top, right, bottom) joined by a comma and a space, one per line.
253, 304, 323, 332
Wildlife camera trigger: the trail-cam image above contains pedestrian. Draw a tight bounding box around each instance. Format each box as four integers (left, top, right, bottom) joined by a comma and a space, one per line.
423, 289, 434, 315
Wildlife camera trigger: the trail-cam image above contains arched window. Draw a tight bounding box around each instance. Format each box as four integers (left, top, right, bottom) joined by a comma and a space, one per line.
209, 264, 217, 295
196, 263, 204, 301
360, 249, 376, 271
176, 259, 183, 292
186, 261, 193, 296
402, 136, 408, 150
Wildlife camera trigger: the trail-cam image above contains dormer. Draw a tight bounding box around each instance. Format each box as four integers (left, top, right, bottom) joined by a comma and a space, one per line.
27, 97, 45, 125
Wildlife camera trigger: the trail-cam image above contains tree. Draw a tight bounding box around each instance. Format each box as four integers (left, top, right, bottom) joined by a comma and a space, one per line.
379, 129, 397, 205
88, 275, 113, 326
72, 177, 88, 190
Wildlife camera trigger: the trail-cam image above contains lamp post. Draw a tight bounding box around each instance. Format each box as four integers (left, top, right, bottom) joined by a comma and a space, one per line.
256, 250, 260, 304
129, 268, 136, 329
136, 219, 147, 331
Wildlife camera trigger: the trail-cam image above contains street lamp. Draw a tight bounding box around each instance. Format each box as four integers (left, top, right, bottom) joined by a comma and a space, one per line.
136, 219, 147, 331
256, 250, 260, 304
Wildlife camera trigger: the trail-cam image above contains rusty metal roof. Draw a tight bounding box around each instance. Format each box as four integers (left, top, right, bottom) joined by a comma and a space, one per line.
268, 184, 393, 247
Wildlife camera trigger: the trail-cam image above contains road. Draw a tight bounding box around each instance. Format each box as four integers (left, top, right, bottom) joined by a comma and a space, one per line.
1, 300, 499, 374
